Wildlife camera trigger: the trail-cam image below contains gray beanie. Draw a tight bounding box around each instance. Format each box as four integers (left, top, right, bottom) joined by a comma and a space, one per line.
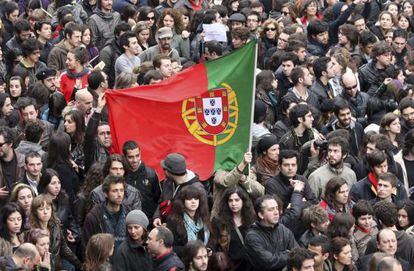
126, 210, 149, 230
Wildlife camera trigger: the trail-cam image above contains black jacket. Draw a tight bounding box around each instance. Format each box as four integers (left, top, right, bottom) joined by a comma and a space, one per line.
245, 221, 298, 271
112, 236, 153, 271
309, 79, 333, 105
125, 162, 161, 218
358, 61, 386, 96
323, 119, 364, 157
335, 91, 370, 125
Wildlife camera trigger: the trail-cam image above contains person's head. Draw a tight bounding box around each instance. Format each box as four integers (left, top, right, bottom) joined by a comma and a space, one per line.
376, 256, 403, 271
231, 26, 250, 49
74, 88, 93, 115
397, 201, 414, 230
114, 72, 138, 89
312, 56, 332, 80
379, 112, 400, 137
246, 11, 260, 32
153, 54, 173, 78
98, 0, 113, 12
63, 22, 82, 48
327, 136, 349, 168
143, 70, 163, 85
341, 72, 359, 97
147, 226, 174, 256
281, 52, 299, 77
102, 175, 126, 206
171, 186, 210, 224
289, 103, 313, 129
373, 201, 398, 228
376, 228, 397, 256
280, 95, 299, 117
393, 29, 408, 54
287, 39, 307, 63
24, 151, 42, 181
38, 168, 62, 198
14, 19, 31, 42
119, 31, 140, 55
333, 99, 352, 127
255, 195, 279, 227
204, 40, 223, 60
4, 1, 19, 24
161, 152, 187, 177
12, 243, 41, 270
352, 200, 374, 231
378, 11, 394, 30
307, 20, 329, 45
0, 203, 24, 241
158, 8, 183, 34
256, 70, 277, 92
371, 41, 393, 67
359, 31, 377, 55
302, 205, 329, 234
88, 70, 108, 92
66, 46, 88, 70
0, 126, 14, 159
126, 209, 148, 242
220, 186, 256, 225
48, 92, 66, 119
400, 97, 414, 127
0, 93, 14, 118
308, 235, 330, 268
36, 67, 57, 93
95, 121, 111, 149
366, 150, 388, 177
8, 76, 25, 100
330, 237, 352, 267
291, 66, 313, 87
29, 194, 58, 228
351, 14, 366, 33
256, 134, 279, 162
103, 153, 126, 177
10, 184, 35, 213
156, 27, 173, 51
278, 150, 299, 178
16, 97, 38, 123
260, 18, 279, 40
287, 247, 315, 271
182, 240, 209, 271
377, 172, 398, 201
324, 177, 349, 208
21, 38, 41, 64
24, 228, 49, 257
63, 110, 85, 145
122, 140, 141, 171
134, 22, 150, 45
84, 233, 115, 271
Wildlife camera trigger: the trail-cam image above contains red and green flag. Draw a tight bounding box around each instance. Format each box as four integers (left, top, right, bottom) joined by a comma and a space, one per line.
106, 41, 257, 179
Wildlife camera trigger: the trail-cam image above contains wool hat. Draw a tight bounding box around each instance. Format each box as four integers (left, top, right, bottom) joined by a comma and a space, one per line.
229, 13, 246, 22
257, 134, 278, 154
36, 68, 57, 81
126, 210, 149, 230
161, 153, 187, 175
156, 27, 173, 40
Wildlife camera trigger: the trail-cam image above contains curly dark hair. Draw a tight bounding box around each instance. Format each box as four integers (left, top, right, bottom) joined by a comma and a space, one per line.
157, 8, 184, 34
168, 185, 211, 237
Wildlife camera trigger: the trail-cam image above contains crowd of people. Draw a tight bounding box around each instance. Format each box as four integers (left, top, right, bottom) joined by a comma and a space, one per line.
0, 0, 413, 269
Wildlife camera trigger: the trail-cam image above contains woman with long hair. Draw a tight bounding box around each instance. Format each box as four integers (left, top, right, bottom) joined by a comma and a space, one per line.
380, 112, 401, 153
48, 131, 81, 204
10, 184, 35, 230
167, 185, 214, 257
397, 200, 414, 233
25, 228, 51, 270
214, 186, 256, 271
0, 203, 24, 255
137, 6, 157, 46
254, 134, 280, 185
259, 19, 279, 68
330, 237, 355, 271
84, 233, 114, 271
134, 22, 151, 52
29, 194, 81, 270
7, 75, 26, 105
320, 177, 352, 221
158, 8, 190, 62
80, 25, 99, 67
370, 11, 395, 40
63, 109, 85, 171
255, 70, 278, 126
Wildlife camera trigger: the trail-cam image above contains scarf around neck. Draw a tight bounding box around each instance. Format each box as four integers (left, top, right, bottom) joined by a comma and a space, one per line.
183, 212, 210, 245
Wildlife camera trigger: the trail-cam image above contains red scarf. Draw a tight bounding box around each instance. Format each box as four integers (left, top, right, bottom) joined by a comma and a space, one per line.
355, 224, 371, 234
368, 172, 378, 190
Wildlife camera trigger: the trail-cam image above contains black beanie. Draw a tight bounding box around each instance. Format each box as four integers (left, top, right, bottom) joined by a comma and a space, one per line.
254, 100, 267, 123
257, 134, 278, 154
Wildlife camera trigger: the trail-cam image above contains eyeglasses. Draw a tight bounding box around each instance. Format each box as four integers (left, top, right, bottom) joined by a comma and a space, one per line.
265, 27, 276, 31
344, 84, 357, 91
278, 37, 288, 43
146, 16, 155, 21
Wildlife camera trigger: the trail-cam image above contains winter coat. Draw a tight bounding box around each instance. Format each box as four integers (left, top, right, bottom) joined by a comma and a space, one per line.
245, 221, 298, 271
47, 40, 69, 71
88, 9, 121, 50
91, 183, 142, 211
112, 237, 153, 271
99, 39, 123, 88
59, 68, 91, 102
309, 79, 333, 105
358, 61, 385, 96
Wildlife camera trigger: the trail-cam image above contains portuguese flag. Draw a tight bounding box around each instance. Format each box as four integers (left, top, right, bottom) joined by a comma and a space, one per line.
106, 41, 256, 179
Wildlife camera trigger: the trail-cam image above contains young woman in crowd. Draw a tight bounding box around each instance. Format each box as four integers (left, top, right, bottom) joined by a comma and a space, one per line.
370, 11, 395, 40
80, 25, 99, 67
254, 134, 280, 185
320, 177, 353, 220
137, 6, 157, 46
84, 233, 114, 271
397, 200, 414, 233
0, 203, 24, 254
7, 76, 26, 105
167, 185, 214, 257
10, 184, 35, 231
29, 194, 82, 270
330, 237, 355, 271
25, 228, 51, 270
63, 110, 85, 171
214, 186, 256, 271
48, 131, 82, 204
134, 22, 151, 52
380, 112, 401, 152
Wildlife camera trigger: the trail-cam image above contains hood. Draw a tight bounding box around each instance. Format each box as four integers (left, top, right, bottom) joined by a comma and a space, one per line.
93, 8, 115, 20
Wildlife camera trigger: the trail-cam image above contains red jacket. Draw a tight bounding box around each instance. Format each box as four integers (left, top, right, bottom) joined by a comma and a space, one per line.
59, 68, 91, 102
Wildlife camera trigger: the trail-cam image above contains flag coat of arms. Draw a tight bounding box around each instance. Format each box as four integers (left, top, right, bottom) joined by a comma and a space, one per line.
106, 41, 257, 179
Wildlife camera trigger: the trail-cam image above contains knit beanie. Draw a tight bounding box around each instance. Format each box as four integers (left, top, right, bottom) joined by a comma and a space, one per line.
126, 210, 149, 230
254, 100, 267, 123
257, 134, 278, 154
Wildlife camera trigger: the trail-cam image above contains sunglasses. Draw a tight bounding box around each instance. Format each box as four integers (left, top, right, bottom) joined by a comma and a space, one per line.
345, 84, 357, 91
146, 16, 155, 21
265, 27, 276, 31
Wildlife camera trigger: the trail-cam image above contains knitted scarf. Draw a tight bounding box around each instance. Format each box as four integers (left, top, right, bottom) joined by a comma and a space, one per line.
255, 155, 279, 184
183, 213, 210, 245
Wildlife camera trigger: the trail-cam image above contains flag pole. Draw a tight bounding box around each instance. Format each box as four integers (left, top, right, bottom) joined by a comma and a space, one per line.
247, 40, 258, 171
